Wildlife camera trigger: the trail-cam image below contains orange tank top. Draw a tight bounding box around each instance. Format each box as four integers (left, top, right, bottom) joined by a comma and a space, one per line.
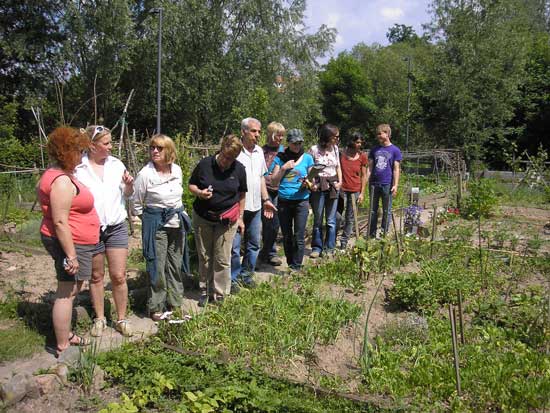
38, 168, 100, 245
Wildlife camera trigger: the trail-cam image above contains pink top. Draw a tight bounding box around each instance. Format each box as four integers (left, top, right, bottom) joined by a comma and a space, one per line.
38, 168, 100, 245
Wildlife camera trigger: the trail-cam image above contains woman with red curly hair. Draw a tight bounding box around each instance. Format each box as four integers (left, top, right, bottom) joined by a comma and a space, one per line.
38, 126, 100, 357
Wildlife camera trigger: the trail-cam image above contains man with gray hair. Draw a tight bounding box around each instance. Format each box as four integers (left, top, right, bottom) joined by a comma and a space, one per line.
231, 117, 276, 293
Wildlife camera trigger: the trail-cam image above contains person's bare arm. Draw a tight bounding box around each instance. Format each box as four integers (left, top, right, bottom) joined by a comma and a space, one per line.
358, 163, 368, 204
260, 176, 277, 218
334, 164, 342, 191
237, 192, 246, 233
50, 176, 78, 275
391, 161, 401, 196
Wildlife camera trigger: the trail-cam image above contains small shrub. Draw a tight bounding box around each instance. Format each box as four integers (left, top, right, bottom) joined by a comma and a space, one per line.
461, 179, 499, 219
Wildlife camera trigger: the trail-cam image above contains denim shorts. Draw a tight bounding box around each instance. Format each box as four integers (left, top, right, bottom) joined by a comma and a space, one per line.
41, 234, 95, 282
90, 222, 129, 255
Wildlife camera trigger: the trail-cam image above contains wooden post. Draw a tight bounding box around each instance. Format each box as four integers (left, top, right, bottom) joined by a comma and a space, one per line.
430, 204, 437, 258
351, 192, 360, 240
449, 304, 462, 395
456, 154, 463, 210
366, 188, 374, 238
391, 212, 401, 265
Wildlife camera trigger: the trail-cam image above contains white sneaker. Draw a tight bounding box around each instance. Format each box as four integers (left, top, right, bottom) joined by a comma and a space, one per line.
91, 318, 106, 337
115, 319, 133, 337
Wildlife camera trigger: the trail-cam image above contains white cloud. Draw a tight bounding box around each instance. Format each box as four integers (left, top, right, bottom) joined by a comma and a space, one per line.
381, 7, 404, 20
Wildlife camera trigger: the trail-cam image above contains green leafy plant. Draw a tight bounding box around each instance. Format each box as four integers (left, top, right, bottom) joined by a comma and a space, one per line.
461, 179, 499, 219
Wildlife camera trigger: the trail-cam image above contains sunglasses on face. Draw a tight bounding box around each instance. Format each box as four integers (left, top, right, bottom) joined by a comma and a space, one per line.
91, 125, 106, 141
150, 145, 164, 152
289, 141, 303, 145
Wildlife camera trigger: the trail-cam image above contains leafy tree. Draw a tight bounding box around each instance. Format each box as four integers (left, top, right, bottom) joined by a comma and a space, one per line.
386, 24, 418, 44
423, 0, 533, 161
319, 53, 376, 136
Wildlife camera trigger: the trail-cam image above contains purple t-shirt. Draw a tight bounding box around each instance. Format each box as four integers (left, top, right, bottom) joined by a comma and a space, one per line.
369, 144, 402, 185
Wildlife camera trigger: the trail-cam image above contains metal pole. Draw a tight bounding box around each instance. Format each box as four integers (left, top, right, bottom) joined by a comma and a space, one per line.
405, 57, 412, 152
151, 8, 163, 134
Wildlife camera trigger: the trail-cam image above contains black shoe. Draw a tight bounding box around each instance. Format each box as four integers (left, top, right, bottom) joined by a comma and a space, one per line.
267, 256, 283, 266
198, 294, 209, 307
230, 282, 240, 295
242, 279, 257, 289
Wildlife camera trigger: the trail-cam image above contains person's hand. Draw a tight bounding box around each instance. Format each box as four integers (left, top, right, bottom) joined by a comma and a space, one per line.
358, 193, 364, 204
122, 170, 134, 186
391, 185, 398, 196
262, 200, 277, 219
237, 217, 245, 234
282, 160, 295, 171
334, 181, 341, 191
64, 256, 79, 276
199, 188, 213, 200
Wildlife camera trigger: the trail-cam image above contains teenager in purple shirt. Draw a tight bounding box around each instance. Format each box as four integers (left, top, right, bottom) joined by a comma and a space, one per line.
368, 124, 402, 238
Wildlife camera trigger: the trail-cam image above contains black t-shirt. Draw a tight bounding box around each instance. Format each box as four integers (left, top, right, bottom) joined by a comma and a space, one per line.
189, 155, 247, 219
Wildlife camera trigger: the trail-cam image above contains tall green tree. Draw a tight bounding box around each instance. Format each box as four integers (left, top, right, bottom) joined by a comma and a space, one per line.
423, 0, 533, 161
319, 52, 376, 136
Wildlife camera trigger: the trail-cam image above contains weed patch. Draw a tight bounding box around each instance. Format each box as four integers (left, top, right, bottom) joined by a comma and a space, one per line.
159, 282, 361, 365
99, 342, 372, 413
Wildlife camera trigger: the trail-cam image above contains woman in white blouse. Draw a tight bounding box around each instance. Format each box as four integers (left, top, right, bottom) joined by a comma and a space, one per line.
75, 125, 134, 337
308, 124, 342, 257
133, 135, 190, 321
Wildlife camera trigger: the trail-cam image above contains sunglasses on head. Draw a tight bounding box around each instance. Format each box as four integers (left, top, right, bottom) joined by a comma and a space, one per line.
91, 125, 106, 141
150, 145, 164, 152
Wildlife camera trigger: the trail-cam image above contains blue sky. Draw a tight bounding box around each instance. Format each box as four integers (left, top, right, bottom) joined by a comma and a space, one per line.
304, 0, 432, 59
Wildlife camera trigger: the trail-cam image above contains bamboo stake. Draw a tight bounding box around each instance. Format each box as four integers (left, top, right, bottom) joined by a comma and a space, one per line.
449, 304, 462, 395
457, 290, 465, 345
478, 215, 485, 290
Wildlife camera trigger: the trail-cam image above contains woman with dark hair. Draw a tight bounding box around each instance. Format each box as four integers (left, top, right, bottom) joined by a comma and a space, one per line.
270, 129, 314, 270
133, 134, 190, 321
308, 124, 342, 257
38, 127, 99, 356
75, 125, 134, 337
339, 131, 368, 249
189, 134, 247, 306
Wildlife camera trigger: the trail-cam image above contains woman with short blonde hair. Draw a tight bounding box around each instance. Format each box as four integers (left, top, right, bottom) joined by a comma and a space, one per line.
133, 134, 190, 321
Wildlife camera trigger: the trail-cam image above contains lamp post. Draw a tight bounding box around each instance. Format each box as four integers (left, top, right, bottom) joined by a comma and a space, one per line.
150, 8, 163, 134
404, 56, 412, 152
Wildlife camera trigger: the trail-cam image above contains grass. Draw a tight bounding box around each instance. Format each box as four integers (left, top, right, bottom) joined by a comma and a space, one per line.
0, 296, 45, 362
493, 180, 550, 207
159, 281, 361, 366
0, 323, 45, 362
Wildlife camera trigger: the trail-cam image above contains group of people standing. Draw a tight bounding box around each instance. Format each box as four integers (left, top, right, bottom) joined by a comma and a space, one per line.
38, 119, 401, 356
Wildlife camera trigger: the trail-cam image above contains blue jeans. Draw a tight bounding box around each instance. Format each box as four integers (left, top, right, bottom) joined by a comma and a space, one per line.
259, 191, 279, 260
278, 199, 309, 270
369, 184, 392, 238
340, 191, 359, 247
231, 209, 261, 283
310, 190, 339, 253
